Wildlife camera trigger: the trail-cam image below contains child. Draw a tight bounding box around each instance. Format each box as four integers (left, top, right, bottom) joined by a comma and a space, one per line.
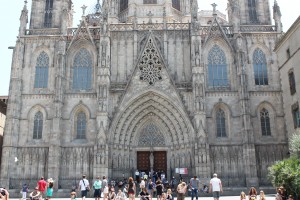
288, 195, 294, 200
240, 191, 246, 200
259, 190, 266, 200
70, 185, 77, 200
166, 189, 172, 200
22, 183, 29, 200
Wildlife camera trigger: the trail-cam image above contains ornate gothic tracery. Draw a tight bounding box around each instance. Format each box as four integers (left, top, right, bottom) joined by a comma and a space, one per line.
208, 45, 228, 87
34, 51, 49, 88
139, 39, 162, 85
138, 123, 165, 146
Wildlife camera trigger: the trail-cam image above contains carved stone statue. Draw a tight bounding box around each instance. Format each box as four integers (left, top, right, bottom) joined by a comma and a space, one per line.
149, 152, 154, 169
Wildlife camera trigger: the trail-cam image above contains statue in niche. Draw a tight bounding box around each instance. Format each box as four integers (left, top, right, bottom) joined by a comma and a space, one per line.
149, 151, 154, 169
195, 52, 200, 66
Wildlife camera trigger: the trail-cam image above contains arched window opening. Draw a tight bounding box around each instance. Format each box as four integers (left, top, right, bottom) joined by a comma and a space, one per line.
33, 112, 43, 139
120, 0, 128, 12
208, 45, 228, 87
288, 71, 296, 95
172, 0, 180, 11
73, 48, 93, 90
44, 0, 54, 28
34, 51, 49, 88
248, 0, 259, 24
260, 108, 271, 136
253, 48, 268, 85
216, 109, 226, 137
76, 112, 87, 139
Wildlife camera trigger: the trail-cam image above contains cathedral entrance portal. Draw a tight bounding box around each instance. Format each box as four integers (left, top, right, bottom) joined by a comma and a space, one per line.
137, 151, 167, 176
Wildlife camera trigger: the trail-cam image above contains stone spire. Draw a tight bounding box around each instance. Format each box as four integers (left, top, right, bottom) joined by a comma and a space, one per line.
19, 0, 28, 36
273, 0, 282, 32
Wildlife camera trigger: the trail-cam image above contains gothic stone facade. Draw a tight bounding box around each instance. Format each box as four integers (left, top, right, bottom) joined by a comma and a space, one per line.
1, 0, 288, 190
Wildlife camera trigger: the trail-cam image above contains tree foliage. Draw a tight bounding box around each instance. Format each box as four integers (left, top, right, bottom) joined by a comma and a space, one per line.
290, 131, 300, 156
268, 131, 300, 200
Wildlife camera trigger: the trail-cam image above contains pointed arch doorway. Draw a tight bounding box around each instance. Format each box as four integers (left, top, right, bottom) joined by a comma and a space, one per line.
136, 123, 167, 176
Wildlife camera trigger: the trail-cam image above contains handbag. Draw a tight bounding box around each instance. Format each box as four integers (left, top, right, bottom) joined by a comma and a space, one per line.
82, 179, 90, 192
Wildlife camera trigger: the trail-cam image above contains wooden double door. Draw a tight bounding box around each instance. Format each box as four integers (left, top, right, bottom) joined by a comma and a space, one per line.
137, 151, 167, 173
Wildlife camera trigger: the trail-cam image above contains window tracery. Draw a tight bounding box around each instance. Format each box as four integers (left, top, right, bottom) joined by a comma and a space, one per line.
34, 51, 49, 88
76, 112, 87, 139
120, 0, 128, 12
216, 109, 226, 137
144, 0, 157, 4
44, 0, 53, 28
248, 0, 259, 24
208, 45, 228, 87
260, 108, 271, 136
172, 0, 180, 11
139, 39, 162, 85
138, 123, 165, 146
73, 48, 93, 90
253, 48, 268, 85
33, 112, 43, 139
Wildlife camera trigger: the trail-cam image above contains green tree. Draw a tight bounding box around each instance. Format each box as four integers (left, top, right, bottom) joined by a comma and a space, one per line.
268, 131, 300, 200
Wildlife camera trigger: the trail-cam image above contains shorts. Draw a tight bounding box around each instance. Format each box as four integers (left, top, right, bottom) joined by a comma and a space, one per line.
94, 189, 101, 198
81, 190, 88, 197
213, 191, 220, 199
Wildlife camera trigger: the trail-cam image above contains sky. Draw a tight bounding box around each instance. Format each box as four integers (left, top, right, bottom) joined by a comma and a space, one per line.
0, 0, 299, 96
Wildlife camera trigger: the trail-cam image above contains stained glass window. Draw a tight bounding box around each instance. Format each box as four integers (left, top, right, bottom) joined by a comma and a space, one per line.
208, 45, 228, 87
120, 0, 128, 12
33, 112, 43, 139
253, 48, 268, 85
172, 0, 180, 10
248, 0, 259, 24
260, 108, 271, 136
144, 0, 157, 4
138, 123, 165, 146
44, 0, 53, 28
73, 48, 92, 90
76, 112, 86, 139
34, 51, 49, 88
216, 109, 226, 137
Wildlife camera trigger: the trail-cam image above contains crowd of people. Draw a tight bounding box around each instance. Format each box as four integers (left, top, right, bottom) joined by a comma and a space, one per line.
9, 173, 295, 200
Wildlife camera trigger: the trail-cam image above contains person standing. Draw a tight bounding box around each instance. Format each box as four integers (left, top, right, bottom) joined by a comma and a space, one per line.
189, 176, 201, 200
21, 183, 28, 200
78, 175, 90, 200
176, 182, 187, 200
93, 176, 102, 200
127, 177, 136, 200
46, 178, 54, 200
102, 176, 109, 200
209, 173, 223, 200
37, 176, 47, 200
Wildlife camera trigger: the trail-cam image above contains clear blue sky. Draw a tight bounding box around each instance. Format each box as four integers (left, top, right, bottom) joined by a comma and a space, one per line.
0, 0, 299, 95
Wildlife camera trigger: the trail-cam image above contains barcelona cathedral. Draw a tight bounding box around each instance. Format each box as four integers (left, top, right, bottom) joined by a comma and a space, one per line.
0, 0, 289, 191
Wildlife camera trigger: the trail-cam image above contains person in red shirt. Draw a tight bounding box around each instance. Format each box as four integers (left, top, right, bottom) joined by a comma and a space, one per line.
37, 176, 47, 199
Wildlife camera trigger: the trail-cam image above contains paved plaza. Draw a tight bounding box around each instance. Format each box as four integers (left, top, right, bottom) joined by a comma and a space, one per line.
9, 195, 277, 200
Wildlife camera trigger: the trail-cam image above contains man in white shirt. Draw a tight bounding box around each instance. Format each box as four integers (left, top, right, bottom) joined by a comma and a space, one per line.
209, 173, 223, 200
78, 175, 90, 200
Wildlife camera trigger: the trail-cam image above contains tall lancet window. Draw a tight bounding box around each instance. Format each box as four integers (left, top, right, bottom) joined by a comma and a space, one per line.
144, 0, 157, 4
172, 0, 180, 11
34, 51, 49, 88
253, 48, 268, 85
216, 109, 227, 137
248, 0, 259, 23
33, 112, 43, 139
260, 108, 271, 136
76, 112, 87, 139
120, 0, 128, 12
208, 45, 228, 87
44, 0, 54, 28
73, 48, 93, 90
